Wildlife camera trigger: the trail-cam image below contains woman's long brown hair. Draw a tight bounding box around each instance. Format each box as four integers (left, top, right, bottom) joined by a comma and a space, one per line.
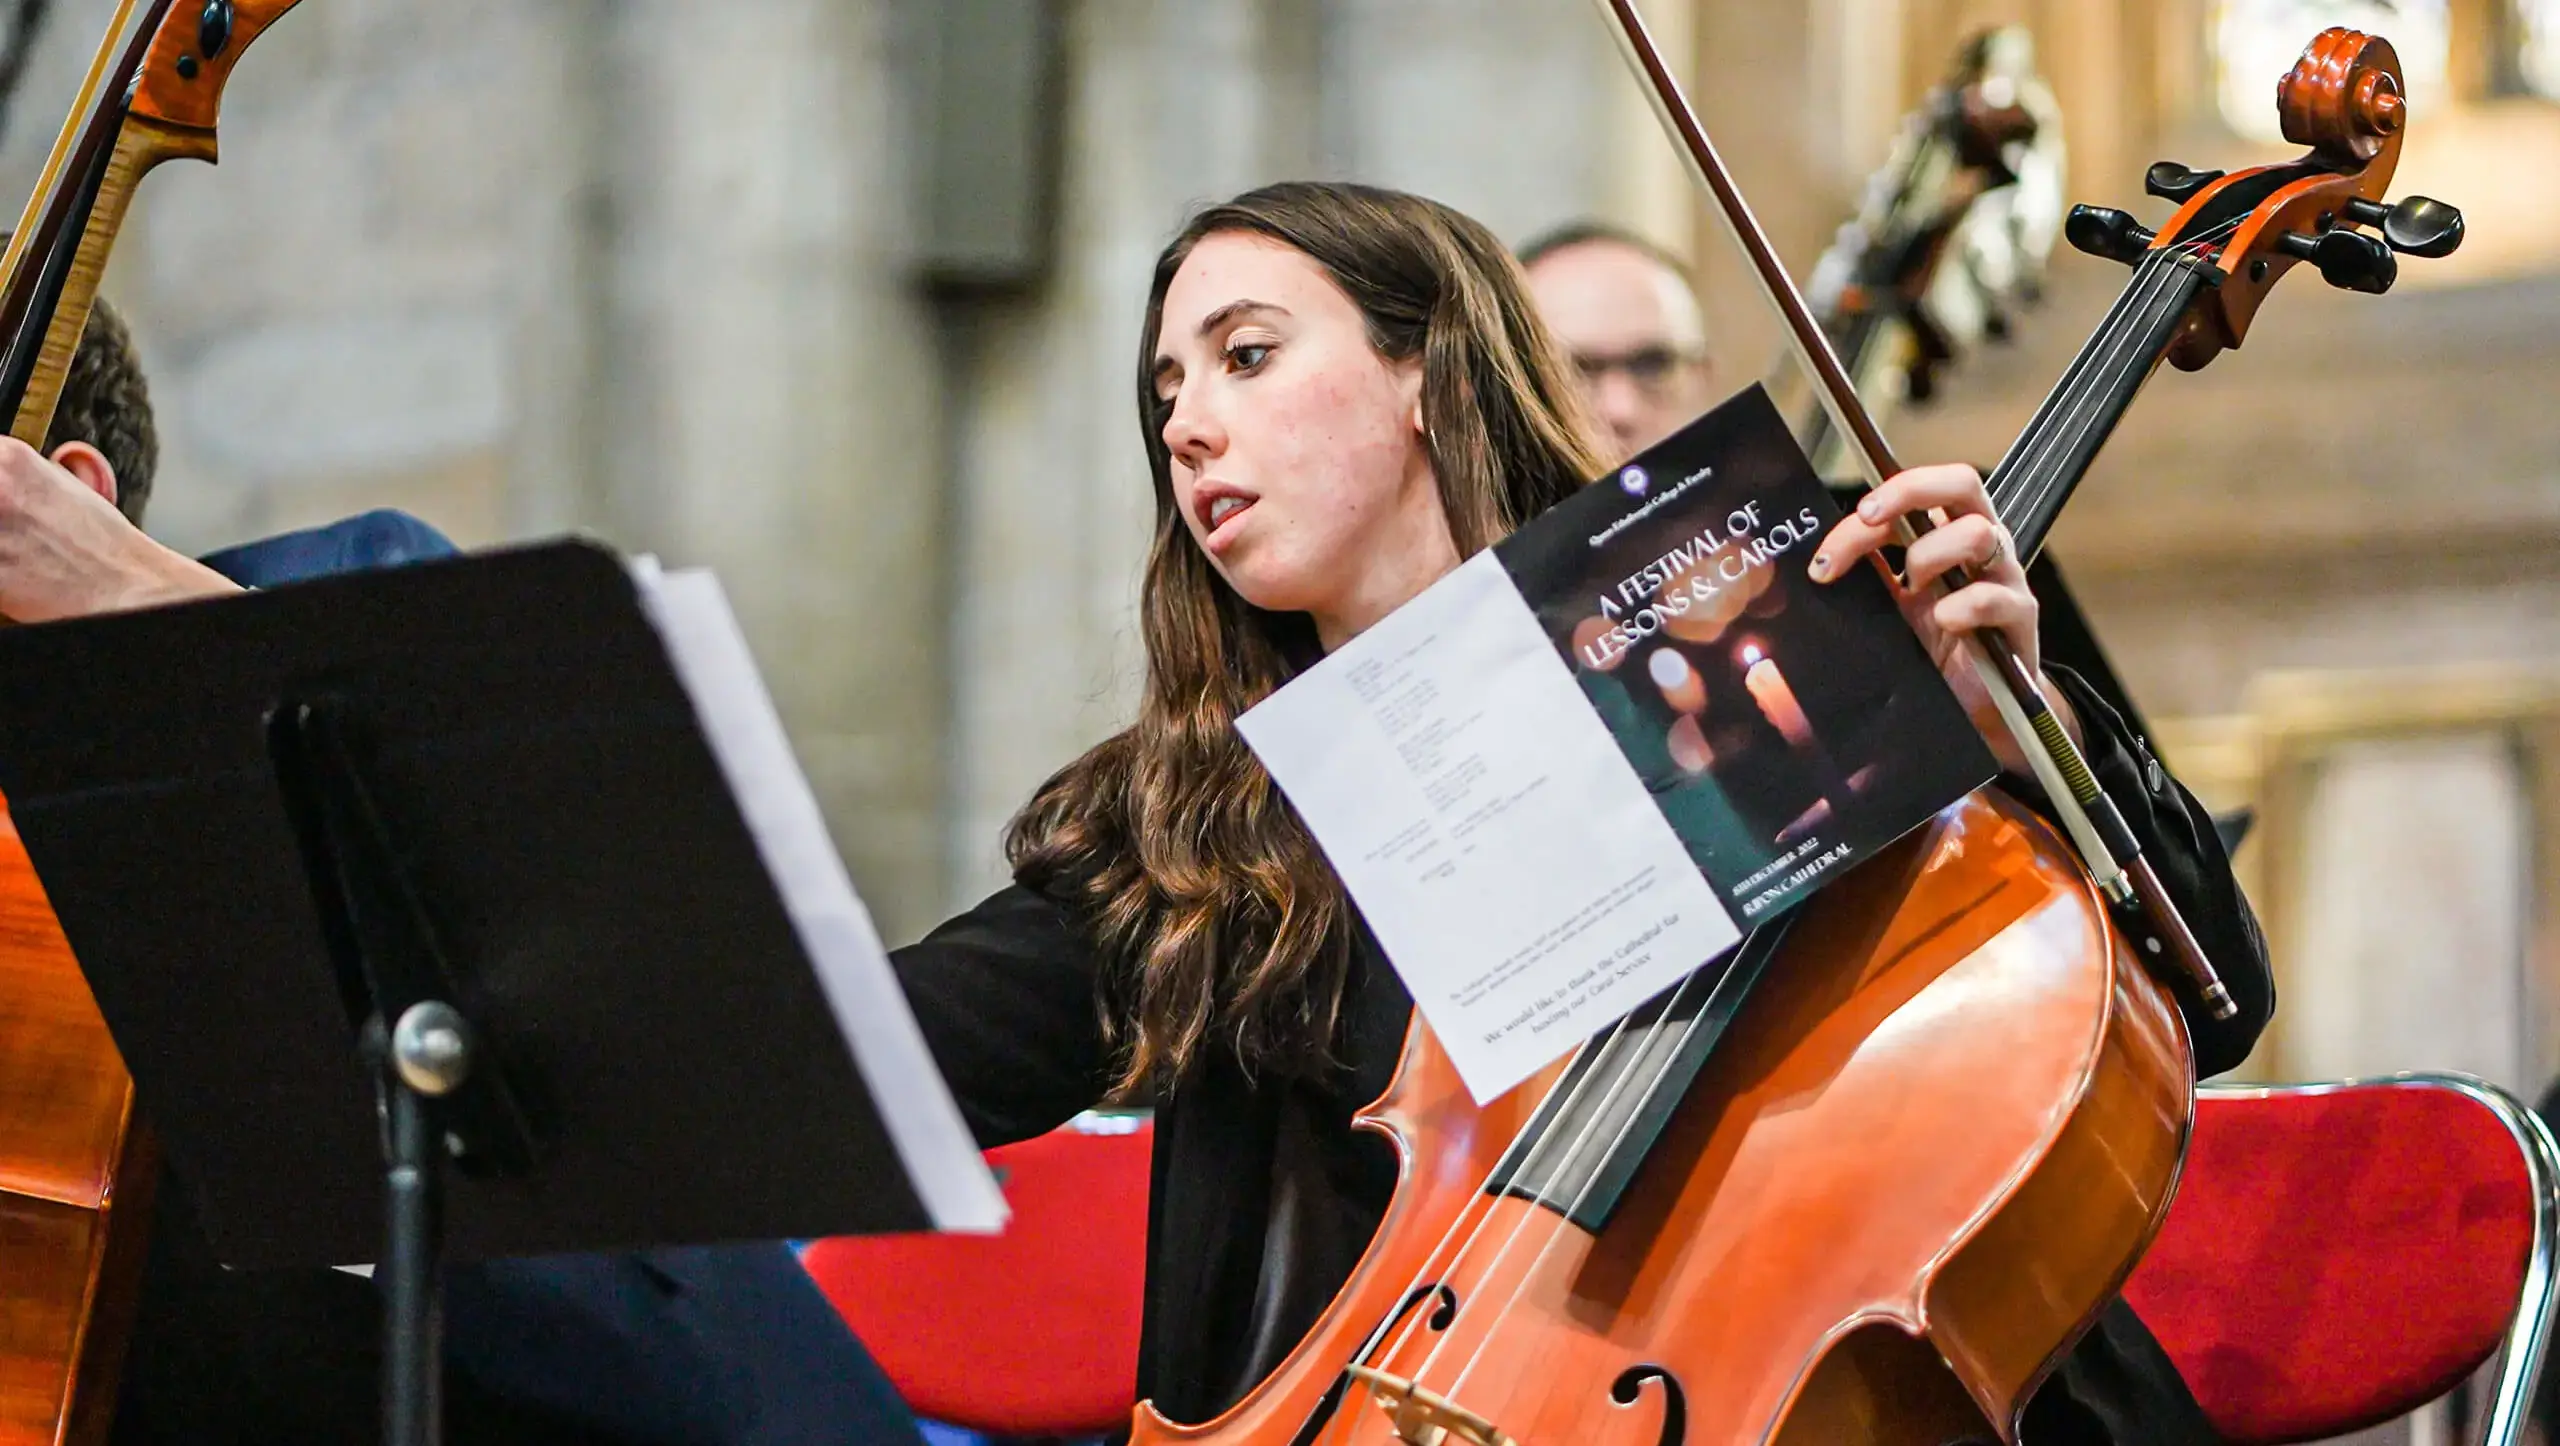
1009, 181, 1607, 1094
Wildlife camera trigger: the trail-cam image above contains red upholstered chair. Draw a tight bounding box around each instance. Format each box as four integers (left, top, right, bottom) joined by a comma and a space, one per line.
2122, 1074, 2560, 1446
800, 1111, 1152, 1438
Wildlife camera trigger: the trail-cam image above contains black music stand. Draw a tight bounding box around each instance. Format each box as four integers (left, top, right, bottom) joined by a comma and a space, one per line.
0, 539, 1000, 1446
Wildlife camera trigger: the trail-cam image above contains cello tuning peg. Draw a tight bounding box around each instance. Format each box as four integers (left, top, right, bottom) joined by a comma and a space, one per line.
2144, 161, 2225, 205
2342, 194, 2464, 258
2278, 227, 2398, 294
2065, 205, 2155, 266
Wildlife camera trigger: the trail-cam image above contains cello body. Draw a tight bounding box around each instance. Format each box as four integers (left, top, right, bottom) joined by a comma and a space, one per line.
0, 804, 150, 1446
1131, 791, 2192, 1446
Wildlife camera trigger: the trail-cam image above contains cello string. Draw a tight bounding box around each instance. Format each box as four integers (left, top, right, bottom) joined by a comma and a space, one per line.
1312, 1025, 1683, 1446
1405, 928, 1768, 1399
1995, 243, 2189, 528
1423, 920, 1793, 1409
1998, 212, 2241, 528
1333, 945, 1730, 1430
2000, 218, 2241, 544
1346, 957, 1728, 1381
1414, 215, 2255, 1411
1991, 250, 2172, 516
1341, 918, 1777, 1436
1999, 253, 2189, 538
2010, 244, 2216, 534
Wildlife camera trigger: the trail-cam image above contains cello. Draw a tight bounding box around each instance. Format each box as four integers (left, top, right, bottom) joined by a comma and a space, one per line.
0, 4, 303, 1441
1127, 21, 2460, 1446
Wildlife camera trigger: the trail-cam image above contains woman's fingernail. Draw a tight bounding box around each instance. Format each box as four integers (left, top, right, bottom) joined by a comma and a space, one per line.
1857, 496, 1884, 523
1809, 553, 1832, 581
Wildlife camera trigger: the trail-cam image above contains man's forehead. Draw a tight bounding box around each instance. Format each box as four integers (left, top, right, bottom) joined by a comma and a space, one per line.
1525, 239, 1706, 351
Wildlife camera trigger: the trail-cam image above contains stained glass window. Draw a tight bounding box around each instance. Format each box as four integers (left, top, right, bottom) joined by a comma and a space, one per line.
2211, 0, 2451, 139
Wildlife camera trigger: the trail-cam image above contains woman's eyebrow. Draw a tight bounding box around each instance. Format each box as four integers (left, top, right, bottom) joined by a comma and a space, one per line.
1195, 299, 1287, 337
1153, 300, 1289, 396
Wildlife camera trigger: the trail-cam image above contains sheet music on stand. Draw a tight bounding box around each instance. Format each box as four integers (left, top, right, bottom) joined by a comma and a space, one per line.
631, 555, 999, 1235
0, 538, 1005, 1446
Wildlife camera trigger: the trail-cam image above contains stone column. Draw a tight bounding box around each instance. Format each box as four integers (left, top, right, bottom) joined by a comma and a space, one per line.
941, 0, 1321, 907
1685, 0, 1861, 378
1597, 0, 1702, 261
591, 0, 952, 942
1320, 0, 1633, 243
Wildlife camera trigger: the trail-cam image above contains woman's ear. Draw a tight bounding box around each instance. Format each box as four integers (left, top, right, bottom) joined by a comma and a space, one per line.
48, 440, 118, 509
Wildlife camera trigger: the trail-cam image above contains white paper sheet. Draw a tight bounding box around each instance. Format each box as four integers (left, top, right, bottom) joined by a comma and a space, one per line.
1237, 551, 1740, 1103
631, 557, 1006, 1234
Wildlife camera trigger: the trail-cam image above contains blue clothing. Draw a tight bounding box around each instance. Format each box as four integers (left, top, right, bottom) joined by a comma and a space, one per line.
445, 1248, 924, 1446
197, 507, 461, 584
125, 510, 928, 1446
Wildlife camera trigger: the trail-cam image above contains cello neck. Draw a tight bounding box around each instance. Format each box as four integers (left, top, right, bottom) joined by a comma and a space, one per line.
0, 0, 170, 442
1985, 250, 2212, 562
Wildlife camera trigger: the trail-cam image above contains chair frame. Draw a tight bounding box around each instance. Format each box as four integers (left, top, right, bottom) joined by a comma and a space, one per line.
2192, 1072, 2560, 1446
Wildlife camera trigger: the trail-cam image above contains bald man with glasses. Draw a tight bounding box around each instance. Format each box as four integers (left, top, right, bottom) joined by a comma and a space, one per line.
1518, 221, 1719, 461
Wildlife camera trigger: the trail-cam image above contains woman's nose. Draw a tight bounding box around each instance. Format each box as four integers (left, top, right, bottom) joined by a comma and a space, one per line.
1162, 385, 1222, 465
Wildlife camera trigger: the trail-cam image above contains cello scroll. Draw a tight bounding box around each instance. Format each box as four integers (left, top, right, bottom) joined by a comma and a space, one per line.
2062, 28, 2464, 368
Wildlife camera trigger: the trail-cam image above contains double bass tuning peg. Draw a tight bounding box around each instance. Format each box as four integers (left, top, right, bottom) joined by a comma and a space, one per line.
2342, 194, 2465, 257
199, 0, 234, 59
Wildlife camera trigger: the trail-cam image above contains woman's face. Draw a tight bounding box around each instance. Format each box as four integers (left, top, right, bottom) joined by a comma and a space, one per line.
1151, 231, 1458, 649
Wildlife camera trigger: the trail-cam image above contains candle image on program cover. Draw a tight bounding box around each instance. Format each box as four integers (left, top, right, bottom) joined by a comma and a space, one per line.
1739, 644, 1809, 745
1740, 640, 1853, 836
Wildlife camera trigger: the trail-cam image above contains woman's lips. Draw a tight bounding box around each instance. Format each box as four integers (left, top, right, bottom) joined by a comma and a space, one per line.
1202, 494, 1257, 553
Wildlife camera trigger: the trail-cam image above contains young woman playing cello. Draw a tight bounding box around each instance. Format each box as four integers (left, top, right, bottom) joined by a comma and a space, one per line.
891, 179, 2270, 1446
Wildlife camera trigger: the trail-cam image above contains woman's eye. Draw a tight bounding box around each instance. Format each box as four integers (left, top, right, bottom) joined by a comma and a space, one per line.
1225, 342, 1273, 372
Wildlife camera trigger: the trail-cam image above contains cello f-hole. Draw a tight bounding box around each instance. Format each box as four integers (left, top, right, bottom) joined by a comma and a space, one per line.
1286, 1284, 1461, 1446
1608, 1364, 1688, 1446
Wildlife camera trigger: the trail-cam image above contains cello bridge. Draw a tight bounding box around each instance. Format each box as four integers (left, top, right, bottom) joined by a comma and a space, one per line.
1343, 1364, 1514, 1446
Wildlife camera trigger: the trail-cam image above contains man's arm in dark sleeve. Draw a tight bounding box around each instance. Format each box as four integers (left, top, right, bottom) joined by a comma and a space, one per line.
2025, 665, 2274, 1077
891, 880, 1119, 1148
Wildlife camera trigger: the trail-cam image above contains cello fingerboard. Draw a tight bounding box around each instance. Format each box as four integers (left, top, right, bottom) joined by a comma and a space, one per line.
1487, 920, 1794, 1233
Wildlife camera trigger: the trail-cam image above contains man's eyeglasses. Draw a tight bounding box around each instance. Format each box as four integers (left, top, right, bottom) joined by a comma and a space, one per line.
1571, 345, 1707, 396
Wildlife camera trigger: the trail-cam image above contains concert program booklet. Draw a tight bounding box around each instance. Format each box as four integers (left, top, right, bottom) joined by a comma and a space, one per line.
1237, 385, 1997, 1102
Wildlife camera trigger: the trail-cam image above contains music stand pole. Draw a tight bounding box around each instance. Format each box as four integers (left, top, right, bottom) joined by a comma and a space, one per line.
379, 1004, 472, 1446
272, 696, 542, 1446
